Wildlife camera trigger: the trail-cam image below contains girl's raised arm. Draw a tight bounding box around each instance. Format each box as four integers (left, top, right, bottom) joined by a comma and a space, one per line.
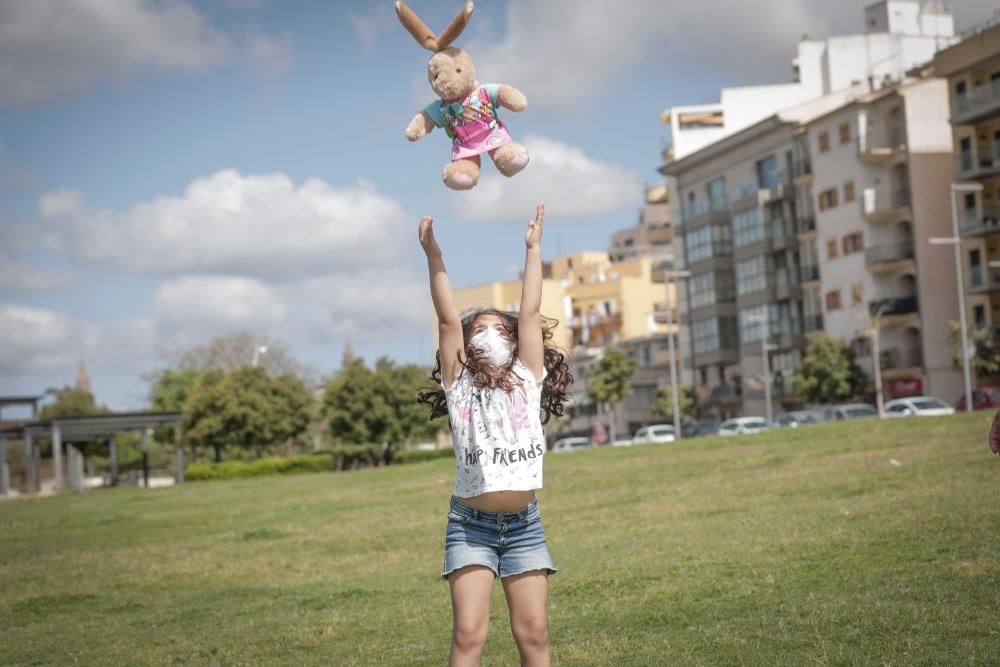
419, 216, 464, 388
518, 202, 545, 381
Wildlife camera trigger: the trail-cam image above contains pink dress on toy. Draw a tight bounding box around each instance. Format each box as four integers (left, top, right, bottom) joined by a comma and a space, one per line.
423, 83, 514, 161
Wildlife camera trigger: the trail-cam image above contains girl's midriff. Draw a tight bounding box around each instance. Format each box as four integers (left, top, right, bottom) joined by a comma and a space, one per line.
457, 489, 535, 513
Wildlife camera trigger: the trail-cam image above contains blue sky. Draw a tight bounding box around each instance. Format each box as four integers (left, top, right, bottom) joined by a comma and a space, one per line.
0, 0, 994, 412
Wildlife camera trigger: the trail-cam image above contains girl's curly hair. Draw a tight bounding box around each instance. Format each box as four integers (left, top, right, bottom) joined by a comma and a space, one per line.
417, 308, 573, 424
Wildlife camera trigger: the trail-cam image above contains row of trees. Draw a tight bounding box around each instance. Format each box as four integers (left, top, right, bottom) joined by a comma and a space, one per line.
584, 336, 870, 424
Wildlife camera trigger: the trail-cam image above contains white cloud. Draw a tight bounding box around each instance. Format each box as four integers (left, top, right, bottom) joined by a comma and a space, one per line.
0, 304, 85, 374
349, 5, 392, 52
0, 261, 74, 294
457, 134, 641, 221
471, 0, 999, 111
39, 169, 410, 279
152, 276, 287, 344
0, 0, 292, 107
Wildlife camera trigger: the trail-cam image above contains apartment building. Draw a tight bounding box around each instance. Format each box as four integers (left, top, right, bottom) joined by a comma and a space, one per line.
662, 1, 955, 162
802, 76, 964, 401
609, 184, 672, 265
930, 22, 1000, 345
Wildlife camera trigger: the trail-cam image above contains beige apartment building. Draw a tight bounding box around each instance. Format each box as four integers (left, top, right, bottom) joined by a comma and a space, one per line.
930, 22, 1000, 358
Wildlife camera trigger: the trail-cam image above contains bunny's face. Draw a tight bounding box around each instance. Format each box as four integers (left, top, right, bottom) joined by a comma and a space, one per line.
428, 47, 476, 101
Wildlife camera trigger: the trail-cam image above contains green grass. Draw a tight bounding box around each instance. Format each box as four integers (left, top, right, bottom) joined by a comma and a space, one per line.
1, 412, 998, 666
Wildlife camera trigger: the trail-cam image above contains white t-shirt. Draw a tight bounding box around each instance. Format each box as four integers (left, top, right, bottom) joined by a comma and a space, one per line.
443, 358, 548, 498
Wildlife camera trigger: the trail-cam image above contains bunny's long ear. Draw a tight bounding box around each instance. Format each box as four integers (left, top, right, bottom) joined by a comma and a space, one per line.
395, 1, 440, 51
435, 1, 474, 50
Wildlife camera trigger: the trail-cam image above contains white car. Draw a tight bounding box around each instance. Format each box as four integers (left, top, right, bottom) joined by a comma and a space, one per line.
884, 396, 955, 417
718, 417, 769, 436
632, 424, 676, 444
610, 433, 634, 447
552, 436, 593, 453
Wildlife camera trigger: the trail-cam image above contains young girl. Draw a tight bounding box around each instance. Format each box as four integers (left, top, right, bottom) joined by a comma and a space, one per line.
418, 202, 572, 667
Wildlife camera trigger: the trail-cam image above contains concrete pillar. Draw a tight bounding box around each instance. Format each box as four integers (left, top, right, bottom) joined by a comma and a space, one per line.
67, 446, 85, 493
140, 428, 149, 488
175, 447, 185, 484
0, 434, 9, 497
109, 436, 118, 487
24, 432, 35, 492
52, 423, 63, 492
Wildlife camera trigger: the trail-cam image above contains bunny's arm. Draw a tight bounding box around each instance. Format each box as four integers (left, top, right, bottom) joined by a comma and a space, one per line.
496, 85, 527, 112
405, 110, 437, 141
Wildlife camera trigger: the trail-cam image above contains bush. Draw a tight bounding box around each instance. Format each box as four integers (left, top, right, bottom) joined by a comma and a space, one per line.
393, 448, 454, 465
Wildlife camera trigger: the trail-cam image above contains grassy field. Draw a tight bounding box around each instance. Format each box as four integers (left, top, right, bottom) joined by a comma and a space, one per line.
1, 412, 998, 666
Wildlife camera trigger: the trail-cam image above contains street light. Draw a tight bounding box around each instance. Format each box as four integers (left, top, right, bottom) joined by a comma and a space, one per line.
867, 301, 890, 419
746, 312, 777, 425
663, 269, 691, 440
251, 345, 268, 368
929, 181, 984, 413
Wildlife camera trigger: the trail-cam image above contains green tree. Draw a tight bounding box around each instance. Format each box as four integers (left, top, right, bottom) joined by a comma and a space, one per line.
651, 384, 698, 421
148, 368, 203, 444
181, 368, 312, 462
948, 321, 999, 378
38, 386, 110, 458
794, 337, 867, 404
587, 347, 637, 440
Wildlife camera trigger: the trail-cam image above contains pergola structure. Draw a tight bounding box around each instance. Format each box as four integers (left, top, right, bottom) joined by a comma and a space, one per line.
0, 411, 182, 497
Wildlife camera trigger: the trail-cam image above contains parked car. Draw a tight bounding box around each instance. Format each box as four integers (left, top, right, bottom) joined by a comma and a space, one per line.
718, 417, 769, 436
884, 396, 955, 417
632, 424, 676, 444
552, 437, 593, 453
772, 410, 823, 429
610, 432, 634, 447
693, 419, 721, 437
822, 403, 878, 421
955, 386, 1000, 411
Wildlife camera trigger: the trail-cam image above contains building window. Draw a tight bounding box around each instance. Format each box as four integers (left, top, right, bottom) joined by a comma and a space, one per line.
739, 305, 767, 343
736, 256, 767, 296
974, 304, 987, 329
692, 318, 720, 355
842, 232, 863, 255
827, 239, 839, 260
818, 188, 839, 211
685, 224, 732, 264
732, 208, 764, 247
959, 136, 973, 172
843, 180, 855, 202
851, 282, 864, 305
819, 131, 830, 153
839, 122, 851, 145
690, 272, 735, 309
970, 248, 983, 288
707, 177, 727, 210
825, 289, 842, 311
756, 155, 779, 189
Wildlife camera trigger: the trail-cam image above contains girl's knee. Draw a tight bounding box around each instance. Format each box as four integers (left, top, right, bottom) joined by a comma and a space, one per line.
453, 618, 489, 652
511, 615, 548, 649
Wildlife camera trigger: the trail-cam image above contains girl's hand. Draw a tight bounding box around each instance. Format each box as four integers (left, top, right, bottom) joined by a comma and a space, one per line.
525, 202, 544, 250
419, 216, 442, 258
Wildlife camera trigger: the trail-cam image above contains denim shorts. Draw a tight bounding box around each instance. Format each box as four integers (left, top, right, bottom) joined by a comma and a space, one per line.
442, 495, 558, 580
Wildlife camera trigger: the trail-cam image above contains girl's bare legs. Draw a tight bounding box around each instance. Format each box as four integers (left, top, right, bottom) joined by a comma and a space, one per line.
448, 566, 495, 666
501, 571, 550, 667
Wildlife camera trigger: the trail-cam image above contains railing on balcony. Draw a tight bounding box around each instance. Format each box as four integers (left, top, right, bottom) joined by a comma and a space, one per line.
959, 205, 1000, 235
862, 187, 910, 218
858, 127, 906, 154
799, 265, 819, 283
968, 265, 1000, 292
796, 215, 816, 234
792, 159, 812, 180
865, 243, 914, 267
803, 314, 824, 332
955, 147, 1000, 178
869, 296, 918, 317
881, 347, 923, 370
681, 196, 728, 223
954, 78, 1000, 121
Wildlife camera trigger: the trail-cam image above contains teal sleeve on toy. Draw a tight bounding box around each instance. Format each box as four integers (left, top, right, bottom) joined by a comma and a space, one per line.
424, 100, 446, 127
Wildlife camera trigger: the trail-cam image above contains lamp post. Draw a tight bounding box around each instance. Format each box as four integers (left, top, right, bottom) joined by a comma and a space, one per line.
251, 345, 268, 368
746, 312, 776, 424
929, 181, 984, 413
867, 301, 889, 418
663, 270, 691, 440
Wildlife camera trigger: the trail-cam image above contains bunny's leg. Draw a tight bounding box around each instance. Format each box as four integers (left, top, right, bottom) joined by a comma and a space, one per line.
443, 156, 481, 190
489, 143, 530, 178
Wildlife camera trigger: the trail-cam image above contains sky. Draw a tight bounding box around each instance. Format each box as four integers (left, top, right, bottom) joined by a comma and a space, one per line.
1, 0, 997, 413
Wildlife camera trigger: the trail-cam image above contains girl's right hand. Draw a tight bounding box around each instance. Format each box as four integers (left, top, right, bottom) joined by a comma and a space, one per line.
418, 216, 442, 258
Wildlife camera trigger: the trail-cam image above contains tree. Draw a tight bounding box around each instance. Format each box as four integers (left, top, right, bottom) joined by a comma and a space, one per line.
148, 368, 203, 444
794, 337, 867, 404
38, 386, 110, 458
651, 384, 698, 421
180, 368, 312, 462
168, 332, 308, 378
587, 347, 637, 440
948, 321, 999, 378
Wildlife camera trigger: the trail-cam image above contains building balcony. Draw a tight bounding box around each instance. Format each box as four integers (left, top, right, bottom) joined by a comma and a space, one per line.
861, 187, 911, 223
768, 220, 798, 252
792, 158, 813, 185
869, 296, 919, 327
865, 243, 915, 272
799, 265, 820, 286
803, 314, 824, 333
681, 199, 730, 228
953, 80, 1000, 126
880, 347, 924, 375
968, 265, 1000, 293
955, 150, 1000, 181
858, 127, 907, 162
959, 205, 1000, 237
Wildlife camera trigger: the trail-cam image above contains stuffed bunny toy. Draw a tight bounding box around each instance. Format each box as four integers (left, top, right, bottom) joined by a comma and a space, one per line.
396, 1, 530, 190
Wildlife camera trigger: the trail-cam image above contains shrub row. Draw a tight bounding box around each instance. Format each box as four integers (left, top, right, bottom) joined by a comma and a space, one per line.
184, 446, 454, 481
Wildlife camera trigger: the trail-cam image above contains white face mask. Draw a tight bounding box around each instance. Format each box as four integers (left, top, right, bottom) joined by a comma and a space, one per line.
469, 326, 514, 366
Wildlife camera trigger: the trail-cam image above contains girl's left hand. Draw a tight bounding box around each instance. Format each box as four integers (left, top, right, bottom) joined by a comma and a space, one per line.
525, 202, 544, 249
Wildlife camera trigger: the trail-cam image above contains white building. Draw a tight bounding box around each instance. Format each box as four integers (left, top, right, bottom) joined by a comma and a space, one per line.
661, 1, 956, 162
